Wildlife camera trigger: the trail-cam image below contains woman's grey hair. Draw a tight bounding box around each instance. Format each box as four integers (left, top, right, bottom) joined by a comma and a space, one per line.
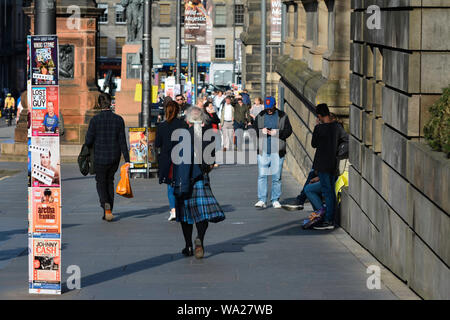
185, 106, 208, 125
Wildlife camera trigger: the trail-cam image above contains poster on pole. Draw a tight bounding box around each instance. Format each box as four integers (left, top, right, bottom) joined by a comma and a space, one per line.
31, 86, 60, 136
148, 128, 158, 172
30, 136, 61, 188
129, 128, 148, 174
29, 237, 61, 294
31, 187, 61, 235
270, 0, 282, 43
184, 0, 208, 45
30, 36, 59, 86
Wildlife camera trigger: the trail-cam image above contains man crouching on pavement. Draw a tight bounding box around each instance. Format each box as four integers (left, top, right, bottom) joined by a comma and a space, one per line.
85, 93, 130, 221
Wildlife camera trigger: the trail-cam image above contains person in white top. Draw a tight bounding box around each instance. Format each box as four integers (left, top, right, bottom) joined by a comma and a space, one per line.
213, 90, 225, 114
219, 96, 234, 151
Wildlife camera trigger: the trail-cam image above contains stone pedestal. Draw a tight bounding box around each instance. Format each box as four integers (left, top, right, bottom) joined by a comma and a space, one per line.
114, 44, 142, 127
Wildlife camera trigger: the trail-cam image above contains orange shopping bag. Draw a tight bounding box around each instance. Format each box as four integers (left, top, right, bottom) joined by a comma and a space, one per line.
116, 163, 133, 198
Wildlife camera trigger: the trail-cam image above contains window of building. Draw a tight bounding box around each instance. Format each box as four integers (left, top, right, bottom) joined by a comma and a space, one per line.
99, 37, 108, 57
115, 4, 126, 24
116, 37, 126, 57
98, 3, 108, 24
160, 38, 170, 59
234, 4, 244, 25
215, 5, 226, 26
160, 3, 171, 25
215, 38, 226, 59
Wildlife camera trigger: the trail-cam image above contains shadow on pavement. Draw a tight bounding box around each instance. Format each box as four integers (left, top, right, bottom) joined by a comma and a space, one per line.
116, 206, 171, 220
76, 220, 315, 290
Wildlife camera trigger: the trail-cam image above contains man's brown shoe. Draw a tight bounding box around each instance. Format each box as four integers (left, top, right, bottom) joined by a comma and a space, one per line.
104, 203, 114, 222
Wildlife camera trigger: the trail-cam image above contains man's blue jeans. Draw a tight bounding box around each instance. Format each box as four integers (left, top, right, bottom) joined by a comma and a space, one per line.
317, 172, 337, 223
304, 181, 323, 211
297, 169, 316, 205
167, 184, 176, 210
257, 153, 285, 203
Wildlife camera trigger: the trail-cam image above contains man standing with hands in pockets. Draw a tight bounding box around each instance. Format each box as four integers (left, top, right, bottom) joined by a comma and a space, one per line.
85, 93, 130, 222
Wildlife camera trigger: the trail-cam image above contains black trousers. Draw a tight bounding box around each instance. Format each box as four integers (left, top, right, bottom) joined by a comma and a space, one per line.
94, 161, 120, 211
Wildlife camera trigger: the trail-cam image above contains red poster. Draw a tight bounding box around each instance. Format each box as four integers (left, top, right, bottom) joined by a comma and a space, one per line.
31, 86, 59, 137
32, 187, 61, 234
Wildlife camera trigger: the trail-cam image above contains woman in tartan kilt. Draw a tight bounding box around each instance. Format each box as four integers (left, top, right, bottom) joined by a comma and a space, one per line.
172, 106, 225, 259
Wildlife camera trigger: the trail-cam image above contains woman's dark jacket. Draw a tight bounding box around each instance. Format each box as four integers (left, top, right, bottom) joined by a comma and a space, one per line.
155, 118, 187, 184
172, 126, 212, 197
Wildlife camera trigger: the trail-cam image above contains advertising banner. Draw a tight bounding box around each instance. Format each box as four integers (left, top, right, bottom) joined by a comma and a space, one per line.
129, 127, 148, 174
164, 76, 176, 99
31, 187, 61, 235
270, 0, 282, 43
30, 137, 61, 188
30, 36, 58, 86
31, 86, 59, 136
29, 238, 61, 294
184, 0, 208, 45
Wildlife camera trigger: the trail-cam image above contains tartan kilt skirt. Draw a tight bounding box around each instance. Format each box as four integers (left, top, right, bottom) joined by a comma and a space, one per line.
175, 176, 225, 225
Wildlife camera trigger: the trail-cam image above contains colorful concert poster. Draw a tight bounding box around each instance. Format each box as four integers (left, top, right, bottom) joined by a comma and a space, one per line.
29, 238, 61, 294
31, 36, 58, 86
31, 86, 59, 136
31, 188, 61, 235
30, 136, 61, 188
129, 128, 148, 174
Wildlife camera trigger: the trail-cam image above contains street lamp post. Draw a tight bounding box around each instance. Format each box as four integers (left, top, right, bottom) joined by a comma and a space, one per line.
176, 0, 182, 86
141, 0, 152, 128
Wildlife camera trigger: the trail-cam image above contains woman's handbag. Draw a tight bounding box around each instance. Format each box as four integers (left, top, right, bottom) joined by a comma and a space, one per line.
116, 163, 133, 198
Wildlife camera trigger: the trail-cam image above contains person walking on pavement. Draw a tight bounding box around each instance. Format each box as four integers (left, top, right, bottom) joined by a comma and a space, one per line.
309, 103, 346, 230
213, 90, 225, 113
253, 97, 293, 209
155, 101, 187, 221
173, 106, 225, 259
84, 93, 130, 222
219, 96, 235, 151
233, 98, 250, 150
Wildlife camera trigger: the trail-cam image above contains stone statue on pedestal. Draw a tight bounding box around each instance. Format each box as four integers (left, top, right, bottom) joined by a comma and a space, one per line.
120, 0, 143, 42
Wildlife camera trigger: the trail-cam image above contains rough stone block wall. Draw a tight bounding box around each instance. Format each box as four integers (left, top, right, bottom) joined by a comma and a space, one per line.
343, 0, 450, 299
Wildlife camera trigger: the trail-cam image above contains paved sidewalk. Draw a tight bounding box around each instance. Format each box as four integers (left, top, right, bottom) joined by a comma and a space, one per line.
0, 161, 413, 299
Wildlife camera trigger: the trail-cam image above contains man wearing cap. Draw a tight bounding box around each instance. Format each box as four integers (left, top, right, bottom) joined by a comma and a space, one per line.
253, 97, 292, 209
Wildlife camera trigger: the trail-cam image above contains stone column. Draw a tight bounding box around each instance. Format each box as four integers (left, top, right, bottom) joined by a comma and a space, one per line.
322, 0, 350, 80
308, 0, 327, 71
284, 3, 295, 56
289, 1, 306, 60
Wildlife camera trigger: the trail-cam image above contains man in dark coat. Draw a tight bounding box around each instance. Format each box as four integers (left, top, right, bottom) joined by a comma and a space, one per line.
85, 93, 130, 221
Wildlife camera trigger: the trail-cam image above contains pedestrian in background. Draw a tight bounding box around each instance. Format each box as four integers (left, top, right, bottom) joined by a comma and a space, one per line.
233, 98, 250, 150
219, 96, 235, 151
173, 106, 225, 259
84, 93, 130, 222
253, 97, 292, 209
156, 101, 187, 221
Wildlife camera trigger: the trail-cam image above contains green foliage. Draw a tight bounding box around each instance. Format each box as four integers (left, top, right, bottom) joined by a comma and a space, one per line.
424, 86, 450, 158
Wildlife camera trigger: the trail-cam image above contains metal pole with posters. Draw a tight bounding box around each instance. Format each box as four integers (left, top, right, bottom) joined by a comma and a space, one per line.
29, 0, 62, 295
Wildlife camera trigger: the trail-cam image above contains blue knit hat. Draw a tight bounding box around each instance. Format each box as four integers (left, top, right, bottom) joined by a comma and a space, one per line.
264, 96, 276, 109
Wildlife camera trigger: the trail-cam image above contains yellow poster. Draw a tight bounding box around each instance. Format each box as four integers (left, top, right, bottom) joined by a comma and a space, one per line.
134, 83, 142, 102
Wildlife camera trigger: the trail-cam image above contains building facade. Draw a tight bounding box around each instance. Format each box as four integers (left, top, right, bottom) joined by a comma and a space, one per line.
274, 0, 450, 300
96, 0, 245, 87
0, 0, 30, 97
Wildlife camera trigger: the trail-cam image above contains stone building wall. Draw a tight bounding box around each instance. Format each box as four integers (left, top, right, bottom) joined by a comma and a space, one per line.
341, 0, 450, 300
274, 0, 351, 184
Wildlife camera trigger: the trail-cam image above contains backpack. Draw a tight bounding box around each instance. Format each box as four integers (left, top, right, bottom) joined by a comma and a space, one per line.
336, 124, 349, 160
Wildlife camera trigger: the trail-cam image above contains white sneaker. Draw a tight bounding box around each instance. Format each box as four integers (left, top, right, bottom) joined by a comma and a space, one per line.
168, 211, 176, 221
254, 200, 266, 208
272, 201, 282, 209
